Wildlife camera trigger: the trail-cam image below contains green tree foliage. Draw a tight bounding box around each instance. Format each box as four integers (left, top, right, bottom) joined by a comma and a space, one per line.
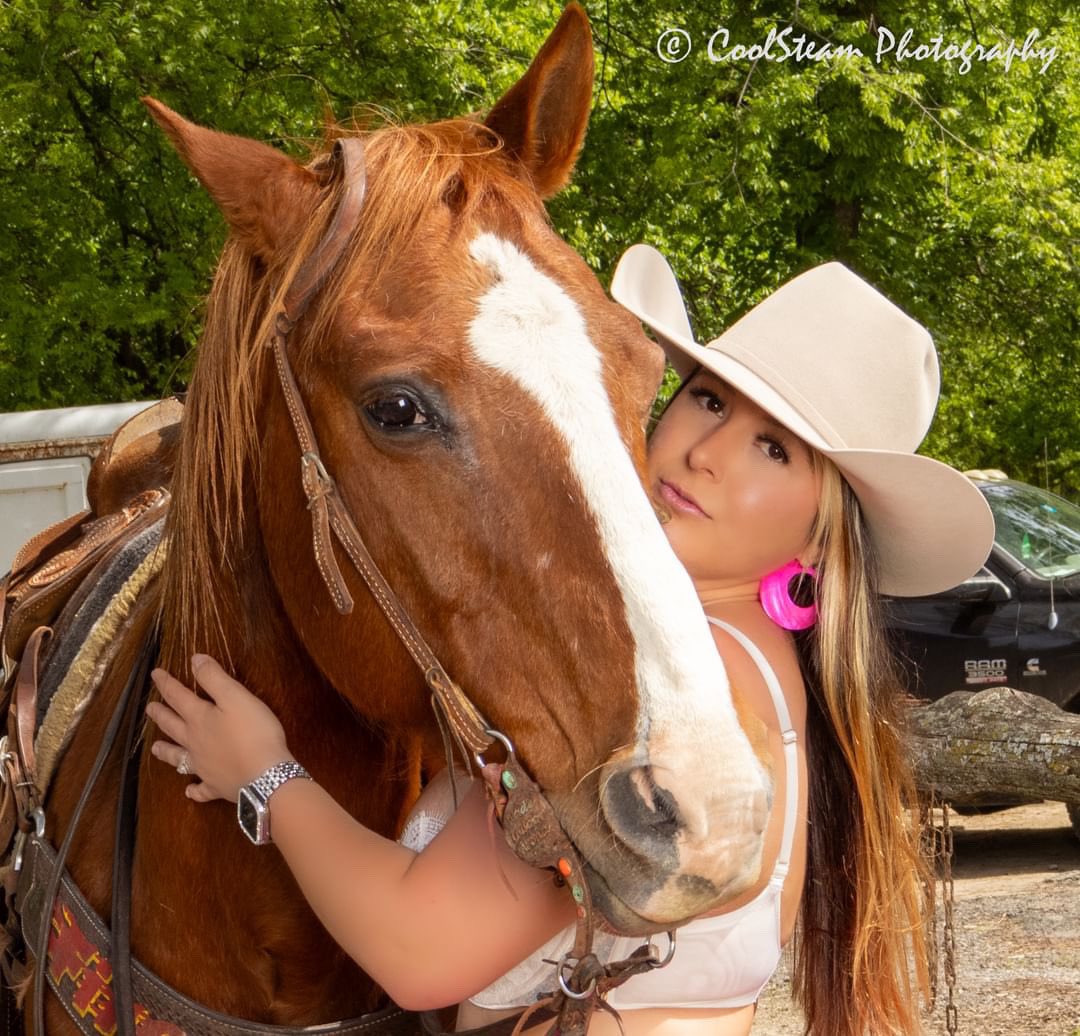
0, 1, 1076, 491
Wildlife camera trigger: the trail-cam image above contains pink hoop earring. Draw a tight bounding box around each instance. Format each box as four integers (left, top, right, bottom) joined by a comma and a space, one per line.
759, 560, 818, 631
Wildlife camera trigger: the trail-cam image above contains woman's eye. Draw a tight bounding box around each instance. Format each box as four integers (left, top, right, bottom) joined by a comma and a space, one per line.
365, 393, 429, 429
689, 387, 726, 416
761, 438, 789, 463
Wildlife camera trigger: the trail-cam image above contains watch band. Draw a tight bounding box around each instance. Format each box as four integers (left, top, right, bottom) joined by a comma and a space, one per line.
248, 760, 312, 803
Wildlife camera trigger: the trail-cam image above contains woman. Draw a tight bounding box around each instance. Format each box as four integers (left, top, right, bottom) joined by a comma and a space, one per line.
146, 249, 994, 1035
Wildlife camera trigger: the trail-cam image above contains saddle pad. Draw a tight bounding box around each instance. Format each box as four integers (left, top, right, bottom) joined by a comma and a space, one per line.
33, 518, 167, 795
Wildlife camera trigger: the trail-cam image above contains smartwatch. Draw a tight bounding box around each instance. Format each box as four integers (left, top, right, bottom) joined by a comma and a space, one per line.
237, 760, 312, 845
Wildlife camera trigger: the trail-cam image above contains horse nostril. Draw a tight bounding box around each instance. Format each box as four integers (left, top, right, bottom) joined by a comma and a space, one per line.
605, 765, 684, 848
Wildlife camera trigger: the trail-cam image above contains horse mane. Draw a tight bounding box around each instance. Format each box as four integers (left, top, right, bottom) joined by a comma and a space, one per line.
159, 116, 546, 676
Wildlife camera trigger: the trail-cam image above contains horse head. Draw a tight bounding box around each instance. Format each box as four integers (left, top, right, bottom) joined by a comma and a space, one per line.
146, 4, 771, 939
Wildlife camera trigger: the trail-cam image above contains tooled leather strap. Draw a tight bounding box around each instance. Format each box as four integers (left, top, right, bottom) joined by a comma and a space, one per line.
1, 510, 89, 681
17, 835, 417, 1036
0, 628, 50, 861
6, 511, 91, 590
266, 137, 494, 757
13, 626, 50, 784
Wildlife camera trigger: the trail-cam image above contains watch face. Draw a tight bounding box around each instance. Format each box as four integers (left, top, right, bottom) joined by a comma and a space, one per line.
238, 788, 269, 845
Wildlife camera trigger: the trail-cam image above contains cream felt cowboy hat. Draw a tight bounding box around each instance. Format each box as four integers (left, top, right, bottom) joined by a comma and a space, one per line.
610, 244, 994, 597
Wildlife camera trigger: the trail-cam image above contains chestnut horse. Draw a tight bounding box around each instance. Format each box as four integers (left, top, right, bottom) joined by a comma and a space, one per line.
34, 5, 770, 1031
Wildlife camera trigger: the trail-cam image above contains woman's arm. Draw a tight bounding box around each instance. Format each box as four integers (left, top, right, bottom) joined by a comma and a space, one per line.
145, 657, 576, 1010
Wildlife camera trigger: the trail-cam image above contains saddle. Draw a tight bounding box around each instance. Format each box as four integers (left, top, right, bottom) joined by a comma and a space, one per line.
0, 400, 176, 1036
0, 397, 181, 677
0, 393, 179, 799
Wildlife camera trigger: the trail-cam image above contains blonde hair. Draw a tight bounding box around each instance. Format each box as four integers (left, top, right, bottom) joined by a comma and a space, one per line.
650, 369, 930, 1031
794, 458, 930, 1034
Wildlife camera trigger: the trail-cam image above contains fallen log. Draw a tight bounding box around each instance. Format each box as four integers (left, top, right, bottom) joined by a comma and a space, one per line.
906, 687, 1080, 807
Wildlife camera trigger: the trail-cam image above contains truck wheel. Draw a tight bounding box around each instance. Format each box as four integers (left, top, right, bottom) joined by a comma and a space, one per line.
1068, 802, 1080, 843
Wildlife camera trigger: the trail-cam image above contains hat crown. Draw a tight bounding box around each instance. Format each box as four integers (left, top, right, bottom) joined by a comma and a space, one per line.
705, 263, 939, 453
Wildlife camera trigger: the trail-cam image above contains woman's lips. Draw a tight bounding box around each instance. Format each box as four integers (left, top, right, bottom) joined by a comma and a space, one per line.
659, 479, 709, 517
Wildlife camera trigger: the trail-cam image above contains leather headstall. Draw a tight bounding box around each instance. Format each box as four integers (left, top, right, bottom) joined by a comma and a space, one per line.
264, 135, 671, 1035
266, 138, 494, 761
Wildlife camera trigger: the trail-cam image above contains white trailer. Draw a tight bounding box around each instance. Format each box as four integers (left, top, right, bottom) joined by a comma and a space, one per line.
0, 402, 155, 572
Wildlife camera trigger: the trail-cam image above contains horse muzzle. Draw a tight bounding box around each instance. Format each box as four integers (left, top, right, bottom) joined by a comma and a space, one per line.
549, 746, 773, 935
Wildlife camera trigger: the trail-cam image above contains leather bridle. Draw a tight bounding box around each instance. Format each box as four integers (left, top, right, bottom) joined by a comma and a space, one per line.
269, 137, 495, 761
264, 137, 668, 1031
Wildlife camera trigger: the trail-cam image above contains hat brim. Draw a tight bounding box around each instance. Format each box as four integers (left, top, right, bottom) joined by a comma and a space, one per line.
826, 450, 995, 597
611, 244, 995, 597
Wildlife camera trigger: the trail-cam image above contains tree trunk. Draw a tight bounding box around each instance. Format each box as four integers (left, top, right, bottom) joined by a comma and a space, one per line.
906, 687, 1080, 807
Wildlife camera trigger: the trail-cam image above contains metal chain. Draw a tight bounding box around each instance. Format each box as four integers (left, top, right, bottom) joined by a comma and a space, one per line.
919, 798, 939, 1007
923, 793, 960, 1034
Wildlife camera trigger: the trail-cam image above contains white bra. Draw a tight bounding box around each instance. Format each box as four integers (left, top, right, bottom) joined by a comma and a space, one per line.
468, 617, 800, 1012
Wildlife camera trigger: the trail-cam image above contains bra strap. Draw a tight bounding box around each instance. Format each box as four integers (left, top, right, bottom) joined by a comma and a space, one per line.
707, 617, 799, 876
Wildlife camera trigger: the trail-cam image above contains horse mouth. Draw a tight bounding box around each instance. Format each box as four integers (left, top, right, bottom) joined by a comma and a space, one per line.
578, 859, 716, 938
548, 767, 769, 937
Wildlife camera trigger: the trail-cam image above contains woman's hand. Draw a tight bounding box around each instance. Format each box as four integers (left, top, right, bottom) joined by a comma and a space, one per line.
146, 655, 292, 803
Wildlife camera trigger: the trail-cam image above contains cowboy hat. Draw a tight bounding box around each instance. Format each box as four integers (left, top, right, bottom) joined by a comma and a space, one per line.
610, 244, 994, 597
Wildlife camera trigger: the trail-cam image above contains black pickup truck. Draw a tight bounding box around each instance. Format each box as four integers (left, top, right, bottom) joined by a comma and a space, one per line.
886, 474, 1080, 713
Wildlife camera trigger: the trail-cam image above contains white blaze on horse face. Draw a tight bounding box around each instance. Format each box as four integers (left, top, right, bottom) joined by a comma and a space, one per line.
466, 234, 769, 859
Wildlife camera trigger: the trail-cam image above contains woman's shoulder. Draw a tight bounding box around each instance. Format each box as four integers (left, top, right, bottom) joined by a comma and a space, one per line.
701, 602, 809, 937
704, 603, 807, 729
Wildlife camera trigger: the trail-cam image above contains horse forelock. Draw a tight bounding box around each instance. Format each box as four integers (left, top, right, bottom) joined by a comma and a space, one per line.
160, 117, 554, 678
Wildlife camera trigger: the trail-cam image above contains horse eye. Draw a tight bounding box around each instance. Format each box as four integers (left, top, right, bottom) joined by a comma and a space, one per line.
365, 392, 430, 429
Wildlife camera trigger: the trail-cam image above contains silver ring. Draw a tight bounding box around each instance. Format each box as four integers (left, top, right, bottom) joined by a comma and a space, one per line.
556, 954, 597, 1001
647, 929, 677, 969
474, 728, 516, 770
176, 752, 192, 776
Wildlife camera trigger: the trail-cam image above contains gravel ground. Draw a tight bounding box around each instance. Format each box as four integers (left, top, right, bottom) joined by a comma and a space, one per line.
754, 801, 1080, 1035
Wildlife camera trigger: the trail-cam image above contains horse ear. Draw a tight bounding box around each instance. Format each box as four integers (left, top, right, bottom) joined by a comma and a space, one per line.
142, 96, 320, 261
483, 3, 594, 198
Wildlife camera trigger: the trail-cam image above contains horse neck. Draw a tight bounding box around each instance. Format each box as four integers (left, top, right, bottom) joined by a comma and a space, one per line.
133, 518, 421, 1022
158, 490, 423, 820
132, 676, 405, 1023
